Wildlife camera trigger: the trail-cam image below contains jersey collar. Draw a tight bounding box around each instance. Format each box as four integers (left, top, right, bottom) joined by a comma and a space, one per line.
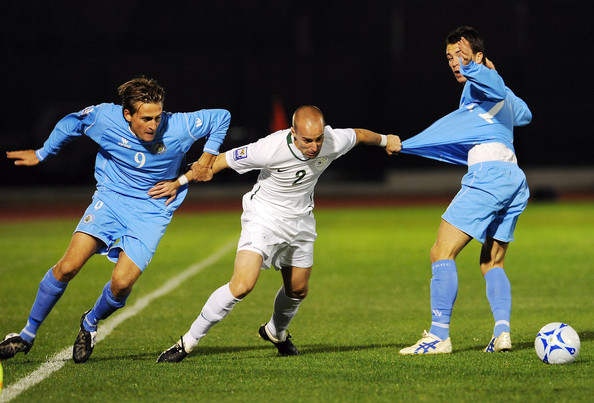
286, 132, 311, 161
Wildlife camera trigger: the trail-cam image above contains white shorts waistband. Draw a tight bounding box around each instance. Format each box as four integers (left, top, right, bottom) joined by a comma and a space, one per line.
468, 143, 517, 166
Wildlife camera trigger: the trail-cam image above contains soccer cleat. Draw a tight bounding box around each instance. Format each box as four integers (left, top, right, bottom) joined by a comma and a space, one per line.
157, 337, 189, 363
399, 330, 452, 355
0, 333, 33, 359
484, 332, 511, 352
73, 310, 97, 363
258, 323, 299, 356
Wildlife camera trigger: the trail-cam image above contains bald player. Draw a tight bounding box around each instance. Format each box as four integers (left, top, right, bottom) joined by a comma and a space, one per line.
153, 105, 401, 362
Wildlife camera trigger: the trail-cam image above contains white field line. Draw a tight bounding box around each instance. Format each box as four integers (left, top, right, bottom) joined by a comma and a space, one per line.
0, 240, 235, 402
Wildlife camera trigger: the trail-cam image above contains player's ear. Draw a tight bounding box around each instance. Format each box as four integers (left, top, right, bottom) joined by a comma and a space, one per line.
474, 52, 484, 64
123, 109, 133, 122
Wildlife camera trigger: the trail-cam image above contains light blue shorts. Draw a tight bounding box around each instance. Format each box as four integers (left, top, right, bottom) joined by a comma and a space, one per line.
442, 161, 529, 244
75, 189, 173, 271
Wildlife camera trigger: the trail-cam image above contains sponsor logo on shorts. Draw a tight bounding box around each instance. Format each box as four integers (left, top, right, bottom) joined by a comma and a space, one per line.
234, 147, 248, 160
152, 142, 167, 155
83, 214, 95, 224
195, 117, 203, 127
314, 156, 328, 170
118, 137, 132, 149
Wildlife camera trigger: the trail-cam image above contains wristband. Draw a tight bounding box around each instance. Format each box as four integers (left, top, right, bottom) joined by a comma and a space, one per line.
178, 175, 189, 186
379, 134, 388, 148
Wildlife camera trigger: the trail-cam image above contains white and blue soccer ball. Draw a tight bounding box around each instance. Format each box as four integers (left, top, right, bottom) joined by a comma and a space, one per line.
535, 322, 580, 364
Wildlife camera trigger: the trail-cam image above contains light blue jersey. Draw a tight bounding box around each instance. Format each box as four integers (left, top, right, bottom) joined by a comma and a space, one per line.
36, 103, 230, 211
34, 103, 230, 270
401, 61, 532, 165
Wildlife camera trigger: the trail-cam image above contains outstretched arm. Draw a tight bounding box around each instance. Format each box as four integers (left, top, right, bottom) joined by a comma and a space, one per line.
354, 129, 401, 155
6, 150, 41, 166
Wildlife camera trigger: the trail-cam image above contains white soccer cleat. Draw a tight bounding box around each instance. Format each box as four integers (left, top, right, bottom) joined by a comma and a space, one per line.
399, 330, 452, 355
484, 332, 511, 352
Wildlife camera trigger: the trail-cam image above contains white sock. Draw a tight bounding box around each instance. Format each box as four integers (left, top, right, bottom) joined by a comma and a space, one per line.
187, 283, 241, 349
267, 286, 303, 341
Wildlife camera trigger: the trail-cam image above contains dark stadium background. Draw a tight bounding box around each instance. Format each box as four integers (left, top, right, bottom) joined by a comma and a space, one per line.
1, 1, 592, 198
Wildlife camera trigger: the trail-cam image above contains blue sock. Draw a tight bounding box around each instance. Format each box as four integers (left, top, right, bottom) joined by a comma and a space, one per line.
429, 260, 458, 341
83, 281, 128, 332
485, 267, 511, 337
20, 268, 68, 343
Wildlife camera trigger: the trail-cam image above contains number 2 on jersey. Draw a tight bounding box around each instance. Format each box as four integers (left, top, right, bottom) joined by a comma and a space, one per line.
292, 170, 306, 186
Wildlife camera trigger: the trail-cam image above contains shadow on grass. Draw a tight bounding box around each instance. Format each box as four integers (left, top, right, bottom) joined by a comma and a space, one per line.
9, 330, 592, 364
87, 342, 404, 363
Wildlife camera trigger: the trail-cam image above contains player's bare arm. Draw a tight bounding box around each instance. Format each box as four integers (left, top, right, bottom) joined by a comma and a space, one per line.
191, 152, 217, 182
353, 129, 401, 155
6, 150, 40, 166
211, 152, 230, 174
148, 171, 191, 205
149, 153, 230, 206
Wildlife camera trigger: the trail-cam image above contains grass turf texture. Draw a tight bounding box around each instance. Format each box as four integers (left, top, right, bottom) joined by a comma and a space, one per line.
0, 201, 592, 402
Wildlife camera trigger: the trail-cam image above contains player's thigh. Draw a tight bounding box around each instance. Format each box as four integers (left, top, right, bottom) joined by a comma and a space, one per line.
54, 232, 102, 279
431, 219, 472, 262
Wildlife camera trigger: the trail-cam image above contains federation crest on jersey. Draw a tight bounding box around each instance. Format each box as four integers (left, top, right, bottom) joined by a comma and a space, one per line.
234, 147, 248, 160
83, 214, 95, 224
314, 156, 329, 170
152, 142, 167, 155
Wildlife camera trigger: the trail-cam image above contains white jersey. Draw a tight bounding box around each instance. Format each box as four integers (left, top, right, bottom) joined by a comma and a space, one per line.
226, 125, 357, 218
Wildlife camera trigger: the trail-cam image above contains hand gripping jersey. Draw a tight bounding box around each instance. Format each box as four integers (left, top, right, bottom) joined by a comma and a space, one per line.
401, 61, 532, 166
36, 103, 230, 211
226, 126, 357, 218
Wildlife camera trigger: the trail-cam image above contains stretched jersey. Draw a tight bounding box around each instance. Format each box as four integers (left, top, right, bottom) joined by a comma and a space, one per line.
36, 103, 230, 211
226, 126, 357, 218
401, 61, 532, 166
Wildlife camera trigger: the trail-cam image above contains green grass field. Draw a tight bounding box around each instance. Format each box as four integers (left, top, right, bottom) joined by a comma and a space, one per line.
0, 201, 592, 402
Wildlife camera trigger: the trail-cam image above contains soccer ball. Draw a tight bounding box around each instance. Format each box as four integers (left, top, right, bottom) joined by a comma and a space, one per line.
535, 322, 580, 364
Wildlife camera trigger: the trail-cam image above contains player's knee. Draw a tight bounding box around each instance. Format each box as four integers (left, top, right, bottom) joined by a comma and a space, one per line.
110, 276, 137, 297
430, 244, 443, 263
430, 243, 458, 263
53, 260, 83, 281
229, 280, 255, 299
286, 285, 308, 299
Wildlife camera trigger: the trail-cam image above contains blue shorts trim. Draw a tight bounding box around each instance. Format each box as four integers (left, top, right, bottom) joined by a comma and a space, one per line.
75, 190, 173, 271
442, 161, 529, 244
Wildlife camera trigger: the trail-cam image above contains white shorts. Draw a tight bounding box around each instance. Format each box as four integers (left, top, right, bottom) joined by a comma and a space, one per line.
237, 194, 317, 270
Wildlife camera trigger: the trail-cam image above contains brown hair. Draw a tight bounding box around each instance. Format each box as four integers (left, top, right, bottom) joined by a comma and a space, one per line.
117, 77, 165, 115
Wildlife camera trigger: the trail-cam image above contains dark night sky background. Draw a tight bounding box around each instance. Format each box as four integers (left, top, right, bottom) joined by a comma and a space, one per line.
1, 0, 592, 188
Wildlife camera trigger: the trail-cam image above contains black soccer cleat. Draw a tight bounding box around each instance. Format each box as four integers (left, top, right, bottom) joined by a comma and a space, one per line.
157, 337, 189, 363
258, 323, 299, 356
73, 310, 97, 364
0, 333, 33, 360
